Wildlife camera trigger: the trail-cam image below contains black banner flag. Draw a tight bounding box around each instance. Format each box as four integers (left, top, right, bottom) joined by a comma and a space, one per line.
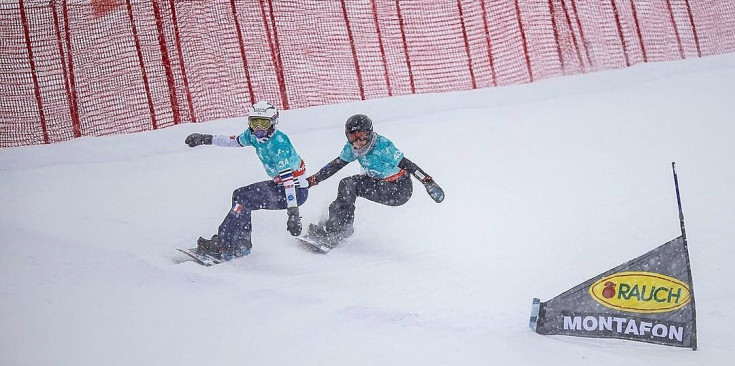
529, 164, 697, 349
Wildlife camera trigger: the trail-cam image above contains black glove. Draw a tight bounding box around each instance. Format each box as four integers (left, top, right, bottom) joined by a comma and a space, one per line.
185, 133, 212, 147
286, 207, 302, 236
422, 178, 445, 203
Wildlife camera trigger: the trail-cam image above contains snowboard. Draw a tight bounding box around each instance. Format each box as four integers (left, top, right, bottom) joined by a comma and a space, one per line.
176, 248, 224, 266
296, 235, 334, 254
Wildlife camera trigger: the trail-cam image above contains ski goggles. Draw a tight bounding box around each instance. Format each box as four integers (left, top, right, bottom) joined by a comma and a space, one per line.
347, 131, 370, 144
248, 117, 273, 131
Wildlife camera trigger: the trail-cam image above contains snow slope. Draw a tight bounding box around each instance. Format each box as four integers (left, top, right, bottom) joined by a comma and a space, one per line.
1, 53, 734, 366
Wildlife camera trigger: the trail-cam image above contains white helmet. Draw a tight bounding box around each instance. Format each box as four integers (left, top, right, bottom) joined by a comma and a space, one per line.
248, 101, 279, 140
249, 101, 279, 122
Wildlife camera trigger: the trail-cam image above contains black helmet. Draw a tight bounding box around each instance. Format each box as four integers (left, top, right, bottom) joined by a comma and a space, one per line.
345, 114, 373, 137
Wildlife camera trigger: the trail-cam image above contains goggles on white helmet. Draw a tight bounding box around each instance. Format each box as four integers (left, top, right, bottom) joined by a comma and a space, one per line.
248, 101, 279, 139
248, 117, 273, 131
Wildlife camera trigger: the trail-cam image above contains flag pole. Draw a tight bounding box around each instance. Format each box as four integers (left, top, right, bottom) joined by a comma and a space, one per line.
672, 162, 688, 244
672, 162, 697, 350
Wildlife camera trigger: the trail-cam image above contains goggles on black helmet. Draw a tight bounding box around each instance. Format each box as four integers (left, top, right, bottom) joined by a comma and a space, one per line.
347, 131, 370, 144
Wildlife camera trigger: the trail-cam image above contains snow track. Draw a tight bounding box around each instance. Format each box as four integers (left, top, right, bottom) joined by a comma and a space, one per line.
1, 54, 734, 366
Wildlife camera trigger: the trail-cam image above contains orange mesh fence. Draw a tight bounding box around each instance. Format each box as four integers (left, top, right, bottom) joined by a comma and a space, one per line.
1, 0, 734, 147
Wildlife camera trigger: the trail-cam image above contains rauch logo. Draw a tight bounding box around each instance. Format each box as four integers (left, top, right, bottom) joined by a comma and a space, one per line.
589, 271, 690, 313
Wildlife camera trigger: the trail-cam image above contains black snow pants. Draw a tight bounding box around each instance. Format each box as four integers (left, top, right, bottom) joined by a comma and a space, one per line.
218, 180, 308, 249
325, 172, 412, 231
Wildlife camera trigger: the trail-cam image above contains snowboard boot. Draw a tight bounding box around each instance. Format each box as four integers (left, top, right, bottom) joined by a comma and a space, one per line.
221, 240, 237, 261
325, 219, 354, 242
197, 234, 225, 259
308, 222, 354, 247
233, 235, 252, 258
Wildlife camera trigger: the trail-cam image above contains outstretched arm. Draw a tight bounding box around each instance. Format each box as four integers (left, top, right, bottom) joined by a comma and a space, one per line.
185, 134, 247, 148
398, 157, 432, 183
306, 157, 349, 187
398, 157, 445, 203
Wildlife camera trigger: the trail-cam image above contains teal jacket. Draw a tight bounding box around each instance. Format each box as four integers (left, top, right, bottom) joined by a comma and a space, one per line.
338, 134, 404, 179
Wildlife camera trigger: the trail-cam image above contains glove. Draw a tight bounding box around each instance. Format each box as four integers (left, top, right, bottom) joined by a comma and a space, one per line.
422, 178, 445, 203
306, 175, 318, 187
185, 133, 212, 147
286, 207, 302, 236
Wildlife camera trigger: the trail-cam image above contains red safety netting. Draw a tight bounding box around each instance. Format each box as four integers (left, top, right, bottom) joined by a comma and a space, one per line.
1, 0, 734, 147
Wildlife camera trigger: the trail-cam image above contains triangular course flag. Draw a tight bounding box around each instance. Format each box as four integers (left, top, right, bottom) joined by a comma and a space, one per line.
529, 163, 697, 349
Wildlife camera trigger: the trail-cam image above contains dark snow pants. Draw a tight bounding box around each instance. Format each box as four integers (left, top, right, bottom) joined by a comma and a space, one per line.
325, 173, 413, 231
218, 180, 308, 249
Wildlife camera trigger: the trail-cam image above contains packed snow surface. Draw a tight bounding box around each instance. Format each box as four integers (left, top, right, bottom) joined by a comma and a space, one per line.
1, 53, 734, 366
